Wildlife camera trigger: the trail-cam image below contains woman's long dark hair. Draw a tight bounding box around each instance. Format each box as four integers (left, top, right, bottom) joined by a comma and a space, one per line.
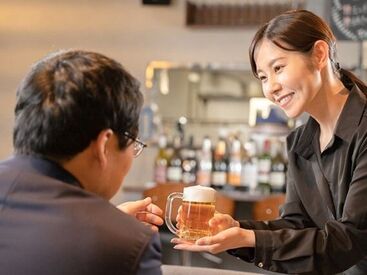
249, 9, 366, 93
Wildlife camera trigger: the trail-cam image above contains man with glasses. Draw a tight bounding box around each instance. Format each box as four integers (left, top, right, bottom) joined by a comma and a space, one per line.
0, 50, 162, 274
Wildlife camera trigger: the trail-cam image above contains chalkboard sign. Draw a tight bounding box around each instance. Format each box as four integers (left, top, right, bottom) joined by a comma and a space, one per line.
330, 0, 367, 41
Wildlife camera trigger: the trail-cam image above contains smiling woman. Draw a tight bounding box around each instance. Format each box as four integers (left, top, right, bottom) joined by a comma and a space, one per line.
172, 9, 367, 275
254, 39, 327, 119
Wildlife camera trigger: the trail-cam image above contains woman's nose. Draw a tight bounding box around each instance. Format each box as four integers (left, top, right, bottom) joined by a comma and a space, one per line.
263, 77, 281, 98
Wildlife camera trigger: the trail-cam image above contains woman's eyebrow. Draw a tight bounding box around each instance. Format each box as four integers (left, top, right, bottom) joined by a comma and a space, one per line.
257, 57, 286, 75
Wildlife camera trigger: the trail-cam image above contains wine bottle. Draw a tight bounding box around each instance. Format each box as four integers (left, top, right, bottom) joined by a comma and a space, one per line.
181, 136, 198, 184
257, 139, 272, 195
240, 140, 258, 193
153, 134, 169, 184
228, 137, 242, 187
270, 140, 287, 193
211, 136, 228, 189
166, 136, 183, 183
196, 136, 213, 187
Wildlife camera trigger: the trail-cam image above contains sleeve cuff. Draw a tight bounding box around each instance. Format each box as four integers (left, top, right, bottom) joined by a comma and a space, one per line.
253, 230, 273, 270
227, 247, 255, 262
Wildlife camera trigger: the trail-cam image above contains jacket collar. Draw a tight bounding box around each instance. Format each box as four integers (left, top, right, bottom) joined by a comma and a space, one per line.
11, 154, 82, 188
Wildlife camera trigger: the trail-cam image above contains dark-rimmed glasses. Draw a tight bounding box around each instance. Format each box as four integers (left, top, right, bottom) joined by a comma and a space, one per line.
123, 131, 147, 158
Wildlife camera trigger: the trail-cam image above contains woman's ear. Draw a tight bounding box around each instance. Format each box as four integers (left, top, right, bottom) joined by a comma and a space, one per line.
312, 40, 329, 70
94, 129, 114, 169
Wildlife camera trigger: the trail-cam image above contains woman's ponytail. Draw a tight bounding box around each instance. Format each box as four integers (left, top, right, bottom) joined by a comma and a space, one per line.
339, 68, 367, 94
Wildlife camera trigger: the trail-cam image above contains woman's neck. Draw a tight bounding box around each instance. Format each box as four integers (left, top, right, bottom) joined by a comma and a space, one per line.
308, 76, 348, 151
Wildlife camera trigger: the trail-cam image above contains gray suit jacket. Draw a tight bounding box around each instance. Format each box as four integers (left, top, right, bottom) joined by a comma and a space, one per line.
0, 155, 162, 275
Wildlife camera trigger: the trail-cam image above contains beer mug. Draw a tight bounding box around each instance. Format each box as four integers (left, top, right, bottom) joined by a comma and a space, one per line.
165, 185, 216, 242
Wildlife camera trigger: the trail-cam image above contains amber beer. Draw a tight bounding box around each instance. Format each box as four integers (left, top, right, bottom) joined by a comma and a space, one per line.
165, 185, 216, 242
179, 200, 215, 241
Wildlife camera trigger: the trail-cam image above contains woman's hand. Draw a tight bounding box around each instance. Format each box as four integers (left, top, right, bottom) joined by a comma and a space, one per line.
209, 212, 240, 235
171, 227, 255, 254
117, 197, 164, 232
171, 211, 247, 254
175, 210, 240, 234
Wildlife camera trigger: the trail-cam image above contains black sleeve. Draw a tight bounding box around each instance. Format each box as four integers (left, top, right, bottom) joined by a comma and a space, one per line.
228, 146, 367, 274
227, 169, 315, 264
136, 233, 162, 275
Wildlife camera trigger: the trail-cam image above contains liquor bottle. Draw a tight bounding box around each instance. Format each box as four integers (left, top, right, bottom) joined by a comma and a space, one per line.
227, 137, 242, 187
153, 134, 169, 184
196, 136, 213, 187
240, 140, 258, 193
166, 136, 183, 183
257, 139, 272, 195
181, 136, 198, 184
270, 140, 287, 193
211, 136, 228, 188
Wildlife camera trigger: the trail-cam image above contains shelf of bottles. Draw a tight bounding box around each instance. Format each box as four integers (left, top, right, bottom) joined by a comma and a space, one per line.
185, 0, 305, 28
153, 132, 287, 196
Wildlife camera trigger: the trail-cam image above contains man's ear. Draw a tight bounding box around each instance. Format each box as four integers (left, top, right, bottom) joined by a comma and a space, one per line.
312, 40, 329, 71
93, 129, 114, 169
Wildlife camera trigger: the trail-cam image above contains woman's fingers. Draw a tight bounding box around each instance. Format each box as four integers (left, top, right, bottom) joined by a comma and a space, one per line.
171, 238, 193, 245
173, 241, 222, 254
208, 214, 239, 235
196, 234, 224, 246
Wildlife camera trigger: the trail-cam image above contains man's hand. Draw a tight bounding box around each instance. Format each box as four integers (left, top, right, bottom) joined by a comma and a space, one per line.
117, 197, 164, 232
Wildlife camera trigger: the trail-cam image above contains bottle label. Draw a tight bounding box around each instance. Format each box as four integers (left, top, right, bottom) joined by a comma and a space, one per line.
228, 161, 241, 186
242, 164, 258, 191
167, 167, 182, 182
258, 159, 271, 172
258, 172, 270, 183
211, 172, 227, 186
196, 171, 211, 186
270, 172, 286, 187
182, 172, 196, 184
228, 173, 241, 186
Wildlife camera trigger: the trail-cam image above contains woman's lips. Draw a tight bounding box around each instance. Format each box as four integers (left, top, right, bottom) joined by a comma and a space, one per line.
277, 92, 294, 108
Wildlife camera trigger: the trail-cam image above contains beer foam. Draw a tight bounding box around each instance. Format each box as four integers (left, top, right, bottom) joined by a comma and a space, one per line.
183, 185, 216, 202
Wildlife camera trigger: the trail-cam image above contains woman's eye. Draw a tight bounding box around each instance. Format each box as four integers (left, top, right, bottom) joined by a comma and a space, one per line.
274, 65, 283, 73
258, 75, 267, 82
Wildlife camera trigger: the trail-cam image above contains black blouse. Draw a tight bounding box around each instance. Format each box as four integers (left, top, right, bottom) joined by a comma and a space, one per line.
230, 84, 367, 275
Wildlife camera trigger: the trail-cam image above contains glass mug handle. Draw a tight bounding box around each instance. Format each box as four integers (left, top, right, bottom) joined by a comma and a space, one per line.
165, 192, 183, 235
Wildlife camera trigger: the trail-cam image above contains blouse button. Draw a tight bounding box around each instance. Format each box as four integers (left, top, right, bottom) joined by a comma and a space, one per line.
258, 262, 264, 268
